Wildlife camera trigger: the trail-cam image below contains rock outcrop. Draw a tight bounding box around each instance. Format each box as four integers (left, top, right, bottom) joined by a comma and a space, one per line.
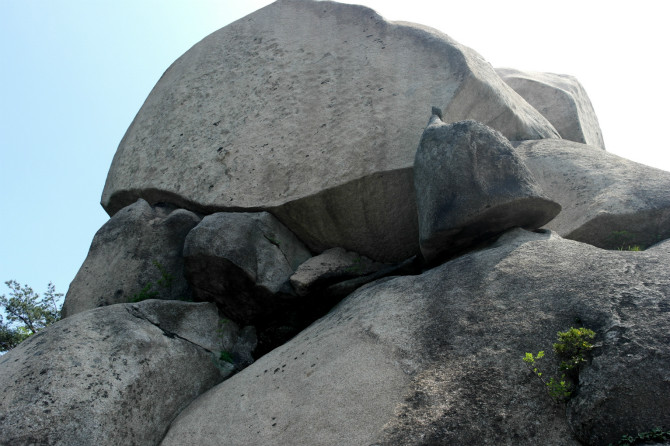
5, 2, 669, 445
62, 199, 200, 318
183, 211, 314, 355
0, 300, 253, 446
183, 211, 311, 325
289, 247, 387, 296
497, 67, 606, 149
161, 230, 670, 446
516, 139, 670, 249
414, 115, 560, 262
101, 0, 559, 262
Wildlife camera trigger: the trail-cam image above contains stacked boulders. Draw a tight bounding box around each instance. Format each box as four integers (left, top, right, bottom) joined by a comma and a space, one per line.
497, 68, 606, 149
61, 199, 201, 317
183, 211, 312, 325
414, 110, 561, 262
516, 138, 670, 249
160, 230, 670, 446
0, 300, 255, 446
100, 0, 559, 263
289, 247, 388, 296
2, 1, 670, 445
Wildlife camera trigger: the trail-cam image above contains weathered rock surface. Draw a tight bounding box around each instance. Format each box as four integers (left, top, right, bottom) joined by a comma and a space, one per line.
62, 199, 200, 318
289, 247, 387, 296
516, 139, 670, 249
414, 116, 560, 262
497, 68, 606, 149
183, 211, 311, 325
0, 300, 252, 446
568, 232, 670, 444
160, 229, 670, 446
101, 0, 559, 262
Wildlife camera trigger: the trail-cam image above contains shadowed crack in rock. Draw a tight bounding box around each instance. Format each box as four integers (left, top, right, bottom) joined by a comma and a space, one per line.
125, 306, 216, 353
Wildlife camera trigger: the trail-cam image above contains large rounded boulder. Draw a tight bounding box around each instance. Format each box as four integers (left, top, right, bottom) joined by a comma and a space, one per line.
516, 139, 670, 249
160, 229, 670, 446
0, 300, 254, 446
414, 115, 560, 262
497, 68, 606, 149
101, 0, 558, 262
62, 199, 201, 318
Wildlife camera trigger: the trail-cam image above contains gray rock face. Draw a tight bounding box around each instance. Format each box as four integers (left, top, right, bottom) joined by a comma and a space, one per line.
414, 117, 560, 262
160, 229, 670, 446
62, 199, 200, 318
183, 211, 311, 325
516, 139, 670, 249
568, 238, 670, 444
497, 68, 606, 149
289, 247, 387, 296
0, 300, 251, 446
101, 0, 559, 262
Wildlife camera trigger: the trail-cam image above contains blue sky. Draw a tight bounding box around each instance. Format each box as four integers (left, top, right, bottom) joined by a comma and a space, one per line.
1, 0, 668, 305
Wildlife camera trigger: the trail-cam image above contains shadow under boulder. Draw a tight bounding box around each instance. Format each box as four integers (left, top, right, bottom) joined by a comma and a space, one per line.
160, 229, 670, 446
183, 211, 315, 354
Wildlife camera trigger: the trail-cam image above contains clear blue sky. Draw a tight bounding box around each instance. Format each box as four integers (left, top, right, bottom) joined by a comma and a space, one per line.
1, 1, 668, 305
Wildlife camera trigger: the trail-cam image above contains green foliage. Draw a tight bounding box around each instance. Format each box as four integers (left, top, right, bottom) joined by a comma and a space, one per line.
609, 230, 651, 251
618, 245, 642, 252
0, 280, 62, 352
553, 327, 595, 373
344, 256, 364, 274
219, 350, 234, 363
523, 326, 595, 403
130, 283, 159, 302
153, 260, 174, 289
609, 230, 640, 250
523, 351, 571, 403
607, 427, 670, 446
130, 261, 177, 303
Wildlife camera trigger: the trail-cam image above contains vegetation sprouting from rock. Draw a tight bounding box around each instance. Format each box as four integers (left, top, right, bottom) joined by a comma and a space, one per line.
131, 260, 189, 303
523, 327, 595, 403
607, 427, 670, 446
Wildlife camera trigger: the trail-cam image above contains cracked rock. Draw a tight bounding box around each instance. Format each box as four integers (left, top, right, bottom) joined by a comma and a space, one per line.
161, 229, 670, 446
290, 247, 388, 296
0, 300, 251, 446
183, 211, 312, 325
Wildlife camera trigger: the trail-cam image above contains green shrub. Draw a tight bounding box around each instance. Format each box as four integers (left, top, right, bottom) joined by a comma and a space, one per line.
608, 427, 670, 445
219, 350, 234, 363
131, 261, 180, 303
130, 283, 159, 302
553, 327, 595, 374
523, 327, 595, 403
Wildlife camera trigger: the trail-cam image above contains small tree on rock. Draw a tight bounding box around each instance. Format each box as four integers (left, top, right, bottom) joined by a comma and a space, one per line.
0, 280, 62, 352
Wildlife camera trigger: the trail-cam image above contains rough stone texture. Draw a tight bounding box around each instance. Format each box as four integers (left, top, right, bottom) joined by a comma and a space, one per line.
497, 68, 606, 149
160, 229, 670, 446
414, 116, 560, 262
62, 198, 200, 318
567, 231, 670, 445
0, 300, 253, 446
289, 247, 387, 296
183, 211, 312, 325
516, 139, 670, 249
101, 0, 559, 262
